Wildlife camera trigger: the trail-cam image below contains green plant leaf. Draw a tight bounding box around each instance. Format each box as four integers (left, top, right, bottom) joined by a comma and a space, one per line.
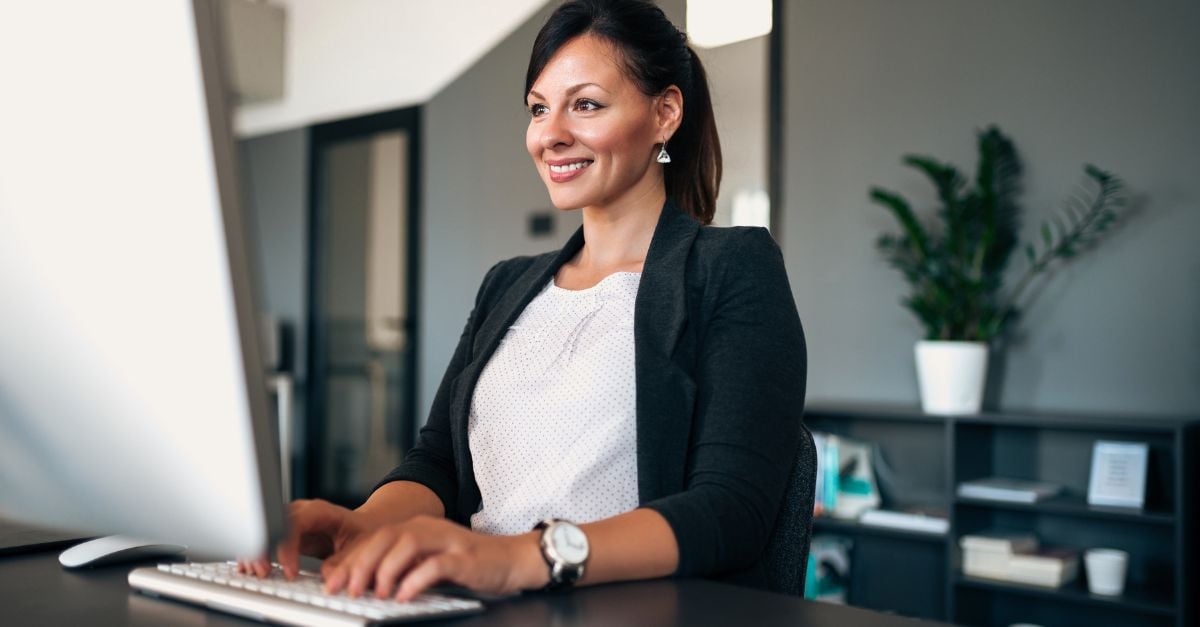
869, 129, 1130, 343
871, 187, 932, 262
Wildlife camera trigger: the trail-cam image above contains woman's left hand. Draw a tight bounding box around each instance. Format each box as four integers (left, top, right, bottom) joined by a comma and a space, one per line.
319, 515, 547, 601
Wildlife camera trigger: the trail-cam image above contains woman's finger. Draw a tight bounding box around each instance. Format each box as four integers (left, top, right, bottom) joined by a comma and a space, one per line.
332, 528, 399, 597
371, 535, 425, 599
322, 540, 366, 594
395, 554, 464, 602
278, 500, 344, 579
237, 557, 270, 576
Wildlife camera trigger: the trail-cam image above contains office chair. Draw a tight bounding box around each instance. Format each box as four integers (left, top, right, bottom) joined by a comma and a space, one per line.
762, 423, 817, 596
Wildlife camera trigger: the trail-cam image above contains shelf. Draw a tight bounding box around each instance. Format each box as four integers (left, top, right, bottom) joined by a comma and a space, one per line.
805, 402, 1194, 433
804, 403, 948, 424
954, 573, 1175, 616
954, 494, 1175, 525
952, 411, 1192, 433
812, 516, 946, 544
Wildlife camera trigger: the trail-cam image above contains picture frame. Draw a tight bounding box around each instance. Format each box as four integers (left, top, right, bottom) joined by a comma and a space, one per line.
1087, 440, 1149, 509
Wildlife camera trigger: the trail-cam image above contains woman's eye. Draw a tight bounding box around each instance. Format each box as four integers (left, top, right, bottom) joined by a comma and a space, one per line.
575, 99, 602, 112
529, 103, 548, 117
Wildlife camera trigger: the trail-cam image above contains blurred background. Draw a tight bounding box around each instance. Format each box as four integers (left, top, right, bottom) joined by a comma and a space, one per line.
227, 0, 1197, 506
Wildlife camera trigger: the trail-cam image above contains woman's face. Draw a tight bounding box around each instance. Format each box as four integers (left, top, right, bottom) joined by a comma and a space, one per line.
525, 34, 675, 211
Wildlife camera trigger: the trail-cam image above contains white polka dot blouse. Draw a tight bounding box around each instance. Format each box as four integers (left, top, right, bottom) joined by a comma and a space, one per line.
468, 271, 642, 535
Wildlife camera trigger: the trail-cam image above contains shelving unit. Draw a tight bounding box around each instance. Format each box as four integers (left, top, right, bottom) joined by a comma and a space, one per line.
804, 403, 1197, 627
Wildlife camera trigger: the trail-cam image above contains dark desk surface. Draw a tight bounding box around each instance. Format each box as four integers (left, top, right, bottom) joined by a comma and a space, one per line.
0, 547, 949, 626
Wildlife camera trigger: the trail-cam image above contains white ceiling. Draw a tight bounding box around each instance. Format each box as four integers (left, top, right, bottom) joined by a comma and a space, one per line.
234, 0, 548, 138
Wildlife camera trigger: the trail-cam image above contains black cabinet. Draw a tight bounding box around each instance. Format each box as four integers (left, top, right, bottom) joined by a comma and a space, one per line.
805, 404, 1197, 627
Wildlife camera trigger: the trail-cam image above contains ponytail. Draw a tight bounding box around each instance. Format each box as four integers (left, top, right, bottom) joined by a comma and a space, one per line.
666, 48, 721, 225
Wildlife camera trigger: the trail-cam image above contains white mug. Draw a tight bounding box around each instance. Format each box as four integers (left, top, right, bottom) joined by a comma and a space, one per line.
1084, 548, 1129, 596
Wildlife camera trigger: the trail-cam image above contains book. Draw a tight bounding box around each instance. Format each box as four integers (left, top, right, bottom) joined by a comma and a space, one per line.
1007, 548, 1080, 588
959, 531, 1039, 554
858, 509, 948, 535
810, 432, 881, 519
960, 532, 1039, 580
956, 477, 1063, 503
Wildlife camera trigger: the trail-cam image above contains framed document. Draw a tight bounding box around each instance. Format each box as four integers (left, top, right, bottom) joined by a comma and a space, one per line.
1087, 441, 1149, 508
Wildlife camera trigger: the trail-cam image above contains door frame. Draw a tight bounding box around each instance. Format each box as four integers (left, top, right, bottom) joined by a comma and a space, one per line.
304, 106, 422, 504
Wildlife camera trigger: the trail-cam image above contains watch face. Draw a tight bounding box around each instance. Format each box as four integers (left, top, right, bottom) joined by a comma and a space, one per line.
551, 522, 589, 564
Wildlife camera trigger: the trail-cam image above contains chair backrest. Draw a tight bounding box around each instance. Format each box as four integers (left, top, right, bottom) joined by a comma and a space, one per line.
762, 423, 817, 596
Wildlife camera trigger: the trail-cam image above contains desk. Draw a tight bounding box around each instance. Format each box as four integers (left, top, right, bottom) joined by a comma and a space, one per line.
0, 548, 950, 626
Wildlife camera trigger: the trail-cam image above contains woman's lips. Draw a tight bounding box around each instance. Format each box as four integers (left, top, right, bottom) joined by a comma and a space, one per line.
547, 159, 593, 183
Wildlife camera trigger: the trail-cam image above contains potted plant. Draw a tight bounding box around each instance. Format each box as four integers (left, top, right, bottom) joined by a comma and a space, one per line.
872, 126, 1127, 414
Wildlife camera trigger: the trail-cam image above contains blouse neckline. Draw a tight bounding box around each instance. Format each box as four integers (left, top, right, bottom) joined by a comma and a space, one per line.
548, 270, 642, 295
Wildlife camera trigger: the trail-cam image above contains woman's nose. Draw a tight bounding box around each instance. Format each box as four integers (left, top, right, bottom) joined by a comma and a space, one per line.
540, 111, 573, 150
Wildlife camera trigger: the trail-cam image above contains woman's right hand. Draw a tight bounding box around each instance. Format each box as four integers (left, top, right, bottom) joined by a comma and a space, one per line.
238, 498, 367, 580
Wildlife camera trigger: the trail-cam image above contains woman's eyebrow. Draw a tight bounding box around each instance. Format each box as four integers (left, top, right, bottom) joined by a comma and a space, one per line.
527, 82, 611, 102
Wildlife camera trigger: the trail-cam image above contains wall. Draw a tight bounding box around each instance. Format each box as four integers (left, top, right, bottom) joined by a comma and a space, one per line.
238, 128, 309, 461
697, 35, 769, 227
239, 129, 309, 375
782, 0, 1200, 414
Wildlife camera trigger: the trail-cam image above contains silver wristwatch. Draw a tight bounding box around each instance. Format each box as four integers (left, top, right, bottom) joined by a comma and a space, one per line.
534, 519, 589, 590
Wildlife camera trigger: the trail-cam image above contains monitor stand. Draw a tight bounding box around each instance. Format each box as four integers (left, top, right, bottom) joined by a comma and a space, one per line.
59, 535, 187, 569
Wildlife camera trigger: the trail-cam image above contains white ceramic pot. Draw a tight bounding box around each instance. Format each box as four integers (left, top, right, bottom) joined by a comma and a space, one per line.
914, 340, 989, 415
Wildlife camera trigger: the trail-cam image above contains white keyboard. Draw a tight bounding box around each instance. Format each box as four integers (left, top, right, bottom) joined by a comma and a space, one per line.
128, 561, 484, 626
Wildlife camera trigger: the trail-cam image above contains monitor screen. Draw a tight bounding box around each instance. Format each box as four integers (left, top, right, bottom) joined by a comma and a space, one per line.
0, 0, 284, 558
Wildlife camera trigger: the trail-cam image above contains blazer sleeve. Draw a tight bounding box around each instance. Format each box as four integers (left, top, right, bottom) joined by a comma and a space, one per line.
372, 261, 503, 519
642, 227, 807, 577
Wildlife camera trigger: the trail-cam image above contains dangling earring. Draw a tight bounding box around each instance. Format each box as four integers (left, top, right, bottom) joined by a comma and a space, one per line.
656, 140, 672, 164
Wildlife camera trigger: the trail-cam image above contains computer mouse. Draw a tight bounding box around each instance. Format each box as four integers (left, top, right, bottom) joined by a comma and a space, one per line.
58, 535, 187, 569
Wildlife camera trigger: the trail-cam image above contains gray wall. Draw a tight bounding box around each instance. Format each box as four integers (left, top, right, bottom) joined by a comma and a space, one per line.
238, 128, 309, 450
239, 128, 309, 379
418, 3, 580, 421
783, 0, 1200, 414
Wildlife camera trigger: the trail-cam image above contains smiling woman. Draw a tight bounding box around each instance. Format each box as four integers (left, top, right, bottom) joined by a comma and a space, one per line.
244, 0, 808, 604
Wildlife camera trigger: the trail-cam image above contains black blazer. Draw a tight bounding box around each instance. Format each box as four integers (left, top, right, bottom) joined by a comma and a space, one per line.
377, 199, 807, 586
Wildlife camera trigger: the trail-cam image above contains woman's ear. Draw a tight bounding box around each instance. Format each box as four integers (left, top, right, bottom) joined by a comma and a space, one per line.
655, 85, 684, 142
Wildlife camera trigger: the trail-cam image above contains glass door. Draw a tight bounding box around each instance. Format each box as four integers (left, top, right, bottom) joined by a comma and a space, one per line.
306, 108, 421, 505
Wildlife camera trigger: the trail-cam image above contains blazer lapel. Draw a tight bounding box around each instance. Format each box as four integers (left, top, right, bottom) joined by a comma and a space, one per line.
472, 230, 584, 365
634, 200, 699, 503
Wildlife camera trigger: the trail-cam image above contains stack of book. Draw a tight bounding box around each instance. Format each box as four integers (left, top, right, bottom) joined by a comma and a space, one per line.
957, 477, 1063, 503
960, 532, 1079, 588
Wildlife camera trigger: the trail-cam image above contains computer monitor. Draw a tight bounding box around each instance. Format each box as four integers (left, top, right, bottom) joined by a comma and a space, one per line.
0, 0, 284, 559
